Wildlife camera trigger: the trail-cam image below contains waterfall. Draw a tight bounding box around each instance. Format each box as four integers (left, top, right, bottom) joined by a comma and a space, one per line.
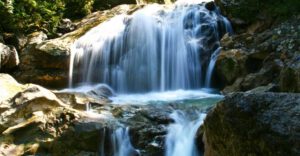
165, 111, 206, 156
99, 127, 139, 156
204, 47, 221, 87
69, 1, 232, 93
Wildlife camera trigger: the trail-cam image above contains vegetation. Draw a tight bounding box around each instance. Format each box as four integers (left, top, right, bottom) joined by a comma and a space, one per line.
0, 0, 64, 35
0, 0, 133, 36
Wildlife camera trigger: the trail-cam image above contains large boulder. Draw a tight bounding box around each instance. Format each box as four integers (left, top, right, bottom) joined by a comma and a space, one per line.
0, 74, 67, 132
0, 73, 105, 156
203, 92, 300, 156
214, 15, 300, 93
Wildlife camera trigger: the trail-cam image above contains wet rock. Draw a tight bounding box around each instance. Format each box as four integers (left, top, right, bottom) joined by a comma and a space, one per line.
121, 105, 173, 156
55, 91, 110, 111
50, 120, 104, 155
204, 2, 216, 11
0, 43, 19, 71
87, 84, 115, 98
204, 92, 300, 156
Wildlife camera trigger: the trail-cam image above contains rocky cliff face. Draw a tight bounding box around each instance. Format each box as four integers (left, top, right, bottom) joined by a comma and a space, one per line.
202, 1, 300, 155
203, 92, 300, 156
215, 0, 300, 33
214, 13, 300, 93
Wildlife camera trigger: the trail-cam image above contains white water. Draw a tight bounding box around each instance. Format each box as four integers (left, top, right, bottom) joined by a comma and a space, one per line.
100, 127, 139, 156
69, 2, 232, 93
166, 111, 206, 156
204, 47, 221, 87
111, 89, 221, 104
111, 128, 139, 156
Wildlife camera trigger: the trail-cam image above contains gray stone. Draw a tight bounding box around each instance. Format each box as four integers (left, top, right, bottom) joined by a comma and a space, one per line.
204, 92, 300, 156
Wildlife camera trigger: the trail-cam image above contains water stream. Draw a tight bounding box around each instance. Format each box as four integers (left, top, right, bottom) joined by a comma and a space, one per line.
166, 111, 206, 156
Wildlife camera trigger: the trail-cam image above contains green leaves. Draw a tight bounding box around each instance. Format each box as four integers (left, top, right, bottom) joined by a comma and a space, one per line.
0, 0, 65, 35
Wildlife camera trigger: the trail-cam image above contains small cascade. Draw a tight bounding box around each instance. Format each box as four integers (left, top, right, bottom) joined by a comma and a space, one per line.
69, 1, 232, 93
165, 111, 206, 156
99, 127, 139, 156
86, 103, 92, 112
204, 47, 221, 87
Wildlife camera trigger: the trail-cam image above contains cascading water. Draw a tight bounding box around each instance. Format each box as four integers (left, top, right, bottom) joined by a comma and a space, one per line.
204, 47, 221, 87
165, 111, 206, 156
69, 1, 232, 93
99, 127, 139, 156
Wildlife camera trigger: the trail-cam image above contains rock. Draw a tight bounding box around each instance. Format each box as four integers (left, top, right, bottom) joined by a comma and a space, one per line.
279, 57, 300, 93
246, 83, 278, 93
55, 91, 110, 111
2, 33, 27, 52
0, 75, 68, 132
15, 39, 70, 88
50, 120, 104, 155
0, 74, 25, 104
241, 59, 283, 91
215, 49, 247, 86
26, 31, 48, 45
57, 18, 76, 34
0, 43, 19, 71
205, 2, 216, 11
215, 16, 300, 93
203, 92, 300, 156
214, 0, 300, 33
221, 77, 243, 94
87, 84, 115, 98
0, 73, 104, 155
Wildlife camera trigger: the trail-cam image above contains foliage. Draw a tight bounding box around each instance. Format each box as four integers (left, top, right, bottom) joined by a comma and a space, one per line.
64, 0, 94, 19
0, 0, 65, 35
